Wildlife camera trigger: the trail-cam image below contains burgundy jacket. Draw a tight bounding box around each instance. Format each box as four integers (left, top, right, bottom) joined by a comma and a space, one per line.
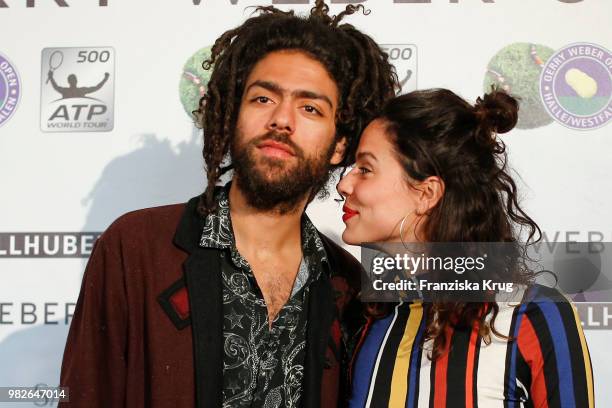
59, 196, 363, 407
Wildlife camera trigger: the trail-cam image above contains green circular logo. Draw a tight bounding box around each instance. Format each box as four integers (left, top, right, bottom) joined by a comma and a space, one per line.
179, 46, 213, 119
484, 43, 555, 129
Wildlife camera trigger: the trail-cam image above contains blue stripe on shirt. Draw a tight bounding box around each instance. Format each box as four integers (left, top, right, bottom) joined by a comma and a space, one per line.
349, 311, 397, 408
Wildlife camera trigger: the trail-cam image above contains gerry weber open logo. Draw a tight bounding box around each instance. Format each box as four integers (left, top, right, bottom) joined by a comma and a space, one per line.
539, 42, 612, 130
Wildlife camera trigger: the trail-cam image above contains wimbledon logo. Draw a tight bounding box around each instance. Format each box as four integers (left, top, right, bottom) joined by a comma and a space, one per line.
0, 52, 21, 127
179, 46, 213, 120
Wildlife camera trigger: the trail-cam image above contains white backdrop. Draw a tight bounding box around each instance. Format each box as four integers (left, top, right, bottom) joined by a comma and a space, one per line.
1, 0, 611, 406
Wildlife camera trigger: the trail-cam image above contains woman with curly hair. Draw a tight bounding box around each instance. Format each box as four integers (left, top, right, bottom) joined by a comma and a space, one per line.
338, 89, 594, 407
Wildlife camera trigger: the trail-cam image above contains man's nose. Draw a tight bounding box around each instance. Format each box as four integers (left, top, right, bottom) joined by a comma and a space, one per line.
265, 101, 295, 134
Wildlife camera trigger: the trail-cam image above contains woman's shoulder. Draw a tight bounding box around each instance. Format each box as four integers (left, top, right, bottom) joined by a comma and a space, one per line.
517, 283, 580, 320
510, 287, 594, 407
510, 284, 587, 354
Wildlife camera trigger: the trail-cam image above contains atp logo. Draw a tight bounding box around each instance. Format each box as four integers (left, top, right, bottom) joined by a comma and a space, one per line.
40, 47, 115, 132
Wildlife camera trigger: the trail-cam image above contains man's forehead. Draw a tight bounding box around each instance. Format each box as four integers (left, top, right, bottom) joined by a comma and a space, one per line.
244, 51, 339, 103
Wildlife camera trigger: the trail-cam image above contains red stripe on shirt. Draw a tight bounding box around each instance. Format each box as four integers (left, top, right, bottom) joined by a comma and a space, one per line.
433, 327, 453, 407
517, 315, 548, 408
465, 324, 480, 408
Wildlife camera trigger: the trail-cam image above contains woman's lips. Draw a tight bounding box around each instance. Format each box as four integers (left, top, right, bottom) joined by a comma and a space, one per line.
342, 204, 359, 222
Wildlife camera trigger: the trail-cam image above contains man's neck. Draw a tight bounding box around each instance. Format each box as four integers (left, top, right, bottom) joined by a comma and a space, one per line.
228, 182, 308, 253
228, 182, 312, 326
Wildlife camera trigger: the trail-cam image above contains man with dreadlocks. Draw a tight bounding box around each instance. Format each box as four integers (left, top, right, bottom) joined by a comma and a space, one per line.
58, 2, 398, 407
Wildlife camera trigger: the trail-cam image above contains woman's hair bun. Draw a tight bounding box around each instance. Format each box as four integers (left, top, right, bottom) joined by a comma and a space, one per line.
474, 88, 519, 134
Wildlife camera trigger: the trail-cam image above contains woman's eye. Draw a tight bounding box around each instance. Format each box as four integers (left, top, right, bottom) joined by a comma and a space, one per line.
358, 167, 371, 175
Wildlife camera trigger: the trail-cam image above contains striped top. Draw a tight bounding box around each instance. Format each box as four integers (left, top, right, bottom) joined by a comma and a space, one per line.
349, 285, 594, 408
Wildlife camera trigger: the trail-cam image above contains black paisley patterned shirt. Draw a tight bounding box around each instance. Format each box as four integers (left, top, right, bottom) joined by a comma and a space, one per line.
199, 184, 329, 408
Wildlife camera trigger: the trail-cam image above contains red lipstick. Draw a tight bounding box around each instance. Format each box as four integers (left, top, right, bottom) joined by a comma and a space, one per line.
342, 204, 359, 222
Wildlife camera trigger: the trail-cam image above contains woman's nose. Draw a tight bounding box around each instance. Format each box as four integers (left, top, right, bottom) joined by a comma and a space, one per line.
336, 170, 354, 198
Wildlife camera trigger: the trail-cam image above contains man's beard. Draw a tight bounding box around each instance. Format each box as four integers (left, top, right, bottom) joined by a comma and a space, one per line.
230, 129, 335, 214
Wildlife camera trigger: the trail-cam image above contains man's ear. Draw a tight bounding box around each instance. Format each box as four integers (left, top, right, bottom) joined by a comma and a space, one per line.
330, 136, 348, 165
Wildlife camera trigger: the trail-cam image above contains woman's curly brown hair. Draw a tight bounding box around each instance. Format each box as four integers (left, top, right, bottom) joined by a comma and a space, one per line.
194, 0, 399, 215
373, 88, 542, 360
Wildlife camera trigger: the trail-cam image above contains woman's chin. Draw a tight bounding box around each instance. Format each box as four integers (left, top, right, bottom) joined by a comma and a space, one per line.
341, 229, 360, 246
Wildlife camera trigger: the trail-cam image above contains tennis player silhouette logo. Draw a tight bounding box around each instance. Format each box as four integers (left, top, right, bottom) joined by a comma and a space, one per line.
46, 50, 110, 100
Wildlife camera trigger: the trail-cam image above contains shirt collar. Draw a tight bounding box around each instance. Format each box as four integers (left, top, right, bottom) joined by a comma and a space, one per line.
199, 182, 329, 274
199, 184, 233, 249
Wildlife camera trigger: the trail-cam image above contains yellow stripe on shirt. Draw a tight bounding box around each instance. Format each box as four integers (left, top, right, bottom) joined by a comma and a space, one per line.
571, 303, 595, 408
389, 302, 424, 408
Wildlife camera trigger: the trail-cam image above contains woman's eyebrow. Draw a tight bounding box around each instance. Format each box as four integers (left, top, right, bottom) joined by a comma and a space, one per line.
356, 151, 378, 162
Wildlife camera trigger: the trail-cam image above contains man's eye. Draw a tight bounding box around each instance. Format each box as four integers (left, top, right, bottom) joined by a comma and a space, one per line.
304, 105, 321, 115
254, 96, 270, 103
358, 167, 371, 175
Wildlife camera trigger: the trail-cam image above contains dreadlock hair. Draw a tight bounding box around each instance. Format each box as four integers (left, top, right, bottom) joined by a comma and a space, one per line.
194, 0, 399, 216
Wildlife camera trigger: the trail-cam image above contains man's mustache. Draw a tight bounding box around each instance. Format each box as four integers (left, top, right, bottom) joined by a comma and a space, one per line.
251, 131, 304, 159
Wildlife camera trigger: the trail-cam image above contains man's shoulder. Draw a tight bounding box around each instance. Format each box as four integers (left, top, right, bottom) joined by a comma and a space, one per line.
317, 232, 363, 287
111, 202, 186, 229
318, 233, 358, 264
100, 200, 194, 245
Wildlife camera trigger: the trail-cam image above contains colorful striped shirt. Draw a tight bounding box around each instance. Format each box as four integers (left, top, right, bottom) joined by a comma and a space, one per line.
349, 285, 594, 407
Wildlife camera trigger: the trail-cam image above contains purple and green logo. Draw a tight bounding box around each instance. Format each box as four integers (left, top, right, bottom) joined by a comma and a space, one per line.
0, 52, 21, 127
540, 43, 612, 130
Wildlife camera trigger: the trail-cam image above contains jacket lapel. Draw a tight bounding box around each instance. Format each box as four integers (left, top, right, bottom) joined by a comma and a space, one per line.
183, 247, 223, 408
173, 197, 224, 408
303, 272, 336, 408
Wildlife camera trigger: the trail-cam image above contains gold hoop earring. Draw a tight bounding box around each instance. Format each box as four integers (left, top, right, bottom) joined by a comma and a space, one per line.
399, 213, 410, 247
